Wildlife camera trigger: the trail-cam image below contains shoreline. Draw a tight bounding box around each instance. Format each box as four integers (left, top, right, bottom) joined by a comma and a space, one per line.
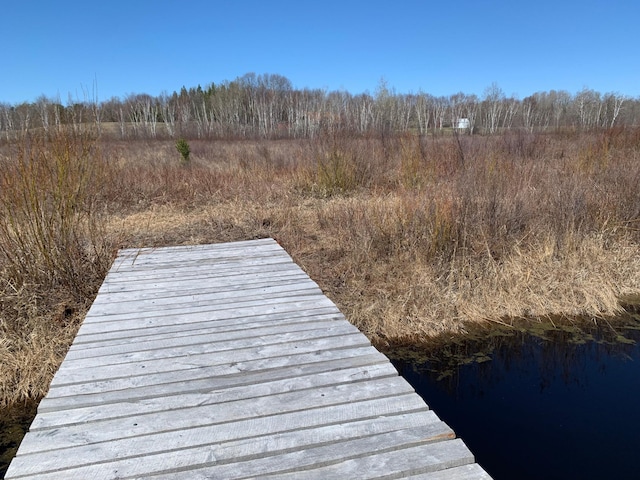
1, 222, 639, 407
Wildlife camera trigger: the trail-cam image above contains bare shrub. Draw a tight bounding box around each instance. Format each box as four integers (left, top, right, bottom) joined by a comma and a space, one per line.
0, 127, 114, 405
0, 127, 112, 298
296, 132, 395, 196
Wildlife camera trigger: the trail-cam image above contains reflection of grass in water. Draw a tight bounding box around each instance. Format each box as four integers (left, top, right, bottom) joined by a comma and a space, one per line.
615, 334, 636, 345
386, 313, 640, 380
0, 399, 38, 478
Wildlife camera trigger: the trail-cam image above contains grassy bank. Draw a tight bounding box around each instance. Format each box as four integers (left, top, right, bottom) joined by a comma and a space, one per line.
1, 127, 639, 405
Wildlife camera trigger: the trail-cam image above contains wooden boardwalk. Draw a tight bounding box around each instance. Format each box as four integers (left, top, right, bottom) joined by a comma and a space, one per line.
6, 238, 490, 479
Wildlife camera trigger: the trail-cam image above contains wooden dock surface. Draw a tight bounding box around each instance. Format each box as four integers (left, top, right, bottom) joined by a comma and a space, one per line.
6, 238, 491, 479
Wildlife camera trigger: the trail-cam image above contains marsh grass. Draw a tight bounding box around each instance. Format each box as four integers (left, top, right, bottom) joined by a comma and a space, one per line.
0, 127, 113, 405
1, 128, 640, 404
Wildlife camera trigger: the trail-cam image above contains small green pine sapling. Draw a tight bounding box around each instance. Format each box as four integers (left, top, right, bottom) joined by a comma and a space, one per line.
175, 138, 191, 164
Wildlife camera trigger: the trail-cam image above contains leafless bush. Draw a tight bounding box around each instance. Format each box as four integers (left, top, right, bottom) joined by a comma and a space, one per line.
0, 127, 112, 299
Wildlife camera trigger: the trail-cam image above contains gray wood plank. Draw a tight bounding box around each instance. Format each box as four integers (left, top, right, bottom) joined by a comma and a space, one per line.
115, 238, 275, 256
86, 282, 323, 316
40, 348, 389, 411
77, 293, 337, 324
112, 238, 281, 265
105, 252, 294, 278
106, 252, 296, 274
97, 266, 307, 294
18, 377, 420, 453
63, 317, 351, 360
112, 238, 282, 263
71, 311, 344, 348
149, 438, 473, 480
50, 329, 368, 386
75, 299, 339, 333
101, 268, 311, 292
16, 393, 430, 458
404, 464, 493, 479
32, 362, 400, 430
9, 412, 451, 479
101, 260, 297, 285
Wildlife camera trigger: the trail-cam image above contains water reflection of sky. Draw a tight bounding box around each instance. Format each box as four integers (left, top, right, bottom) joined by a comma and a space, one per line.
391, 326, 640, 480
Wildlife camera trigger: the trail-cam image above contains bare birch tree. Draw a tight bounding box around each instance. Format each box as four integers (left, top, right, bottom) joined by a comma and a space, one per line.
482, 83, 505, 134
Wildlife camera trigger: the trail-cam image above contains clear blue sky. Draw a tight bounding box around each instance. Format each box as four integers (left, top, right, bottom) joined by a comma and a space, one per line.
2, 0, 639, 105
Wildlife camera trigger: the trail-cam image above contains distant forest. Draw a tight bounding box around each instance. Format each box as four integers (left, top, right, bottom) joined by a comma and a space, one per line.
1, 73, 638, 140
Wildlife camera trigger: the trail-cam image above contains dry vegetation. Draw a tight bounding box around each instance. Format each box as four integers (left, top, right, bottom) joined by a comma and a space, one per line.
1, 126, 640, 406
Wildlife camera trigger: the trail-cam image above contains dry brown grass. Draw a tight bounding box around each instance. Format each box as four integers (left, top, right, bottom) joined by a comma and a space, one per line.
0, 287, 85, 403
1, 128, 640, 405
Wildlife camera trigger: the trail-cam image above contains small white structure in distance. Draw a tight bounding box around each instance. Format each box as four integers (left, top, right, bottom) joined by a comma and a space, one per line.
455, 118, 470, 130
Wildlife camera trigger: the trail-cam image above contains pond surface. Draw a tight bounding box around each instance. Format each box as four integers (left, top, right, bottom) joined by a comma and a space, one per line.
0, 400, 37, 479
389, 320, 640, 480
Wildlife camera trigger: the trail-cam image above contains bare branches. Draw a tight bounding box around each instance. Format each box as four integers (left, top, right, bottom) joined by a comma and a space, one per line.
1, 76, 640, 141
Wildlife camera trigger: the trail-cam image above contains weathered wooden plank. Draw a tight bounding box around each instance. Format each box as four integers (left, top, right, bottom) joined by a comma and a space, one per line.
63, 316, 350, 360
105, 252, 296, 276
71, 311, 344, 349
32, 362, 400, 430
97, 266, 306, 295
100, 268, 311, 293
100, 260, 298, 287
105, 251, 294, 278
112, 243, 291, 261
148, 438, 473, 480
87, 281, 323, 316
77, 292, 336, 324
10, 412, 451, 479
17, 393, 430, 458
50, 326, 366, 384
40, 348, 389, 411
116, 237, 275, 255
76, 298, 339, 333
111, 238, 282, 266
102, 263, 305, 289
404, 464, 493, 479
111, 238, 283, 264
24, 377, 426, 453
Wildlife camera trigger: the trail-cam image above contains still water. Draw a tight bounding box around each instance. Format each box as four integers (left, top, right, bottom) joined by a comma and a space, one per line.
389, 322, 640, 480
0, 400, 37, 479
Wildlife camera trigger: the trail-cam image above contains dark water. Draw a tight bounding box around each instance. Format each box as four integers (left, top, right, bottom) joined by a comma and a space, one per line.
389, 322, 640, 480
0, 400, 37, 479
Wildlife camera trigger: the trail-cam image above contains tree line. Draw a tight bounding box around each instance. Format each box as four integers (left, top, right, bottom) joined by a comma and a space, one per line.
1, 73, 637, 140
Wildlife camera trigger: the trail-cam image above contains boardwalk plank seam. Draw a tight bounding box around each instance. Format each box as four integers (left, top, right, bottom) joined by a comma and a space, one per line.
39, 348, 391, 412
